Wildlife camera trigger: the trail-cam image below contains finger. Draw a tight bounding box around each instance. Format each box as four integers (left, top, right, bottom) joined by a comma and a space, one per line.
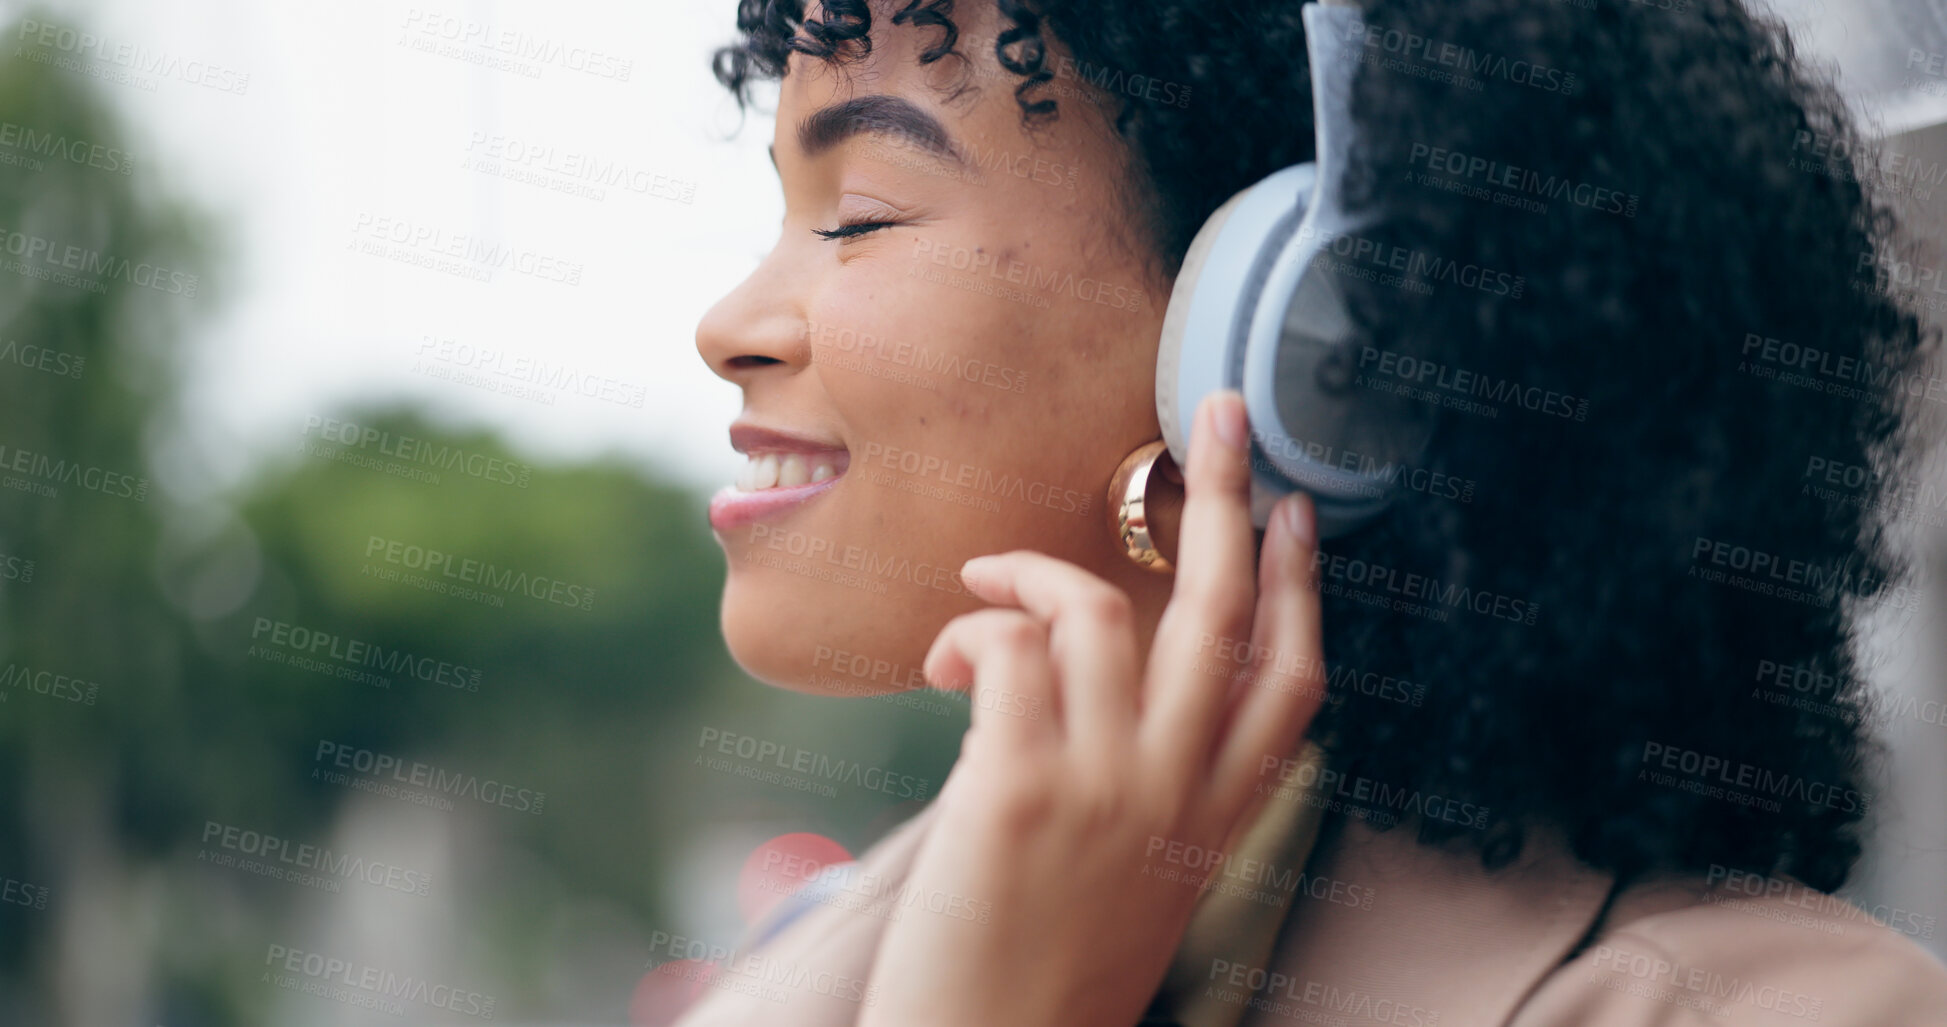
961, 550, 1140, 753
925, 608, 1061, 746
1142, 391, 1261, 769
1210, 492, 1327, 816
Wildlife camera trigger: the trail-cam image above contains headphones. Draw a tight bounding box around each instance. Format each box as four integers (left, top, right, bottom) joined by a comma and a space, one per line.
1155, 1, 1434, 537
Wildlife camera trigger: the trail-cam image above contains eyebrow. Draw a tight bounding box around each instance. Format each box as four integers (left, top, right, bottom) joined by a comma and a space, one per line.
795, 94, 965, 165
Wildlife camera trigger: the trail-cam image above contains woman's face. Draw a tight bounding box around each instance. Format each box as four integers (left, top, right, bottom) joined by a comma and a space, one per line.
697, 4, 1174, 695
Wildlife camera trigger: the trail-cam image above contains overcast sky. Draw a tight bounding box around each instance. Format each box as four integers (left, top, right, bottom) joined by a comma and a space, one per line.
26, 0, 776, 502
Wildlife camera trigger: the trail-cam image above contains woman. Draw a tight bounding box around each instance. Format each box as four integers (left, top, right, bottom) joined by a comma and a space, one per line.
681, 0, 1947, 1023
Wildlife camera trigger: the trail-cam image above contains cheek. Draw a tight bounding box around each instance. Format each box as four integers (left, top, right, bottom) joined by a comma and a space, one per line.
811, 256, 1113, 535
826, 233, 1165, 539
812, 239, 1048, 410
721, 225, 1163, 692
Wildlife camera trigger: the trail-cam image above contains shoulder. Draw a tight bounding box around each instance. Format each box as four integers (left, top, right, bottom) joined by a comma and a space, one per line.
742, 802, 940, 950
1511, 874, 1947, 1026
671, 806, 940, 1027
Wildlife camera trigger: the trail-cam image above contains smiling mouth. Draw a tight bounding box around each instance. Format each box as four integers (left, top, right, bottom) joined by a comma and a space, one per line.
709, 429, 852, 533
732, 449, 850, 492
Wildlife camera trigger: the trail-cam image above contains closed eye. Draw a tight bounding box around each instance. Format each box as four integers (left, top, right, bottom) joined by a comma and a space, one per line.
812, 220, 901, 241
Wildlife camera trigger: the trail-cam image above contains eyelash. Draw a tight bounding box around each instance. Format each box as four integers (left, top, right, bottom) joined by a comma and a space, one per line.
812, 219, 901, 242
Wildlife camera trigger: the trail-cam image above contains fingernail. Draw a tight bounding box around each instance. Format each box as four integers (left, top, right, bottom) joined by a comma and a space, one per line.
1282, 494, 1316, 548
960, 557, 987, 586
1210, 391, 1248, 451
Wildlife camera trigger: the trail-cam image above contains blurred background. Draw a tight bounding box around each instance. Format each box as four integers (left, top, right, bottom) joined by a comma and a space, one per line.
0, 1, 1941, 1024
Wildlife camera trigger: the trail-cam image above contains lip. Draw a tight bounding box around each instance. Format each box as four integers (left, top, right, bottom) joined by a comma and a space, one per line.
709, 420, 850, 533
709, 477, 844, 532
728, 423, 848, 457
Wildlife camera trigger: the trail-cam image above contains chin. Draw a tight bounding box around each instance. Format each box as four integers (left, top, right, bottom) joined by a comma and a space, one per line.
718, 565, 943, 698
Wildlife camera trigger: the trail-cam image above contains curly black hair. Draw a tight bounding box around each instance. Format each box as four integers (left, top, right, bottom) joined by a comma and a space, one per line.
714, 0, 1938, 894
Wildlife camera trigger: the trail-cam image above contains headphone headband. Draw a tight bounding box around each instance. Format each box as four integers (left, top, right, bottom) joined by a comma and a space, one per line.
1155, 1, 1432, 536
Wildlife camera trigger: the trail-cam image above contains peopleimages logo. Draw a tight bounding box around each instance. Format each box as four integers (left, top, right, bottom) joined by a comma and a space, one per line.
803, 321, 1030, 395
0, 339, 85, 379
1689, 535, 1918, 611
1640, 741, 1869, 814
313, 740, 546, 814
1312, 551, 1540, 626
363, 535, 596, 611
1146, 834, 1378, 911
1260, 753, 1490, 829
1295, 225, 1526, 298
0, 224, 198, 295
201, 820, 432, 896
1252, 430, 1477, 505
1356, 347, 1584, 419
1587, 944, 1822, 1021
644, 930, 878, 1007
15, 19, 251, 94
857, 441, 1091, 517
1205, 957, 1440, 1027
1704, 865, 1937, 941
264, 944, 495, 1019
909, 238, 1147, 313
0, 662, 100, 705
0, 119, 133, 174
413, 335, 649, 408
348, 212, 585, 286
0, 441, 148, 501
1, 874, 48, 910
303, 415, 534, 488
1345, 18, 1578, 96
250, 617, 482, 692
400, 7, 633, 81
696, 728, 932, 800
461, 132, 694, 203
0, 551, 32, 584
1407, 143, 1639, 218
1196, 633, 1427, 707
1740, 331, 1947, 405
1046, 55, 1192, 108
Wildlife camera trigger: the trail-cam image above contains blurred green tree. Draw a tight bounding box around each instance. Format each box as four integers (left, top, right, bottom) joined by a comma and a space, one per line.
0, 10, 211, 1023
0, 11, 959, 1027
0, 14, 739, 1023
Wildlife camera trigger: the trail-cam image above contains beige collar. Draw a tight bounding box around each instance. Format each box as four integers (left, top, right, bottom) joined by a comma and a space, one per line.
671, 750, 1616, 1027
1227, 816, 1618, 1027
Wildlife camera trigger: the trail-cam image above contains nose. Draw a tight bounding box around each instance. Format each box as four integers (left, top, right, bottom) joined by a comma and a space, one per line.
696, 246, 810, 384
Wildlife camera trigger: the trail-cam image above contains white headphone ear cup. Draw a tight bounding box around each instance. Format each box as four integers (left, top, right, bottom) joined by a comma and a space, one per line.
1156, 188, 1252, 468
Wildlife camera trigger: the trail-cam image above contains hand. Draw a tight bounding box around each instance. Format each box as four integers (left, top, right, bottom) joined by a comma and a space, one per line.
856, 391, 1328, 1027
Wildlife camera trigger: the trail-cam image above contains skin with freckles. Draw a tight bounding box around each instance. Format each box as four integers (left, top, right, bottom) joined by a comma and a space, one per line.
690, 7, 1333, 1017
696, 3, 1182, 695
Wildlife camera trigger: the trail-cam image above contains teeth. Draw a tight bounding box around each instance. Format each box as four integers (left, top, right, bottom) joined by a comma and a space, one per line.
736, 451, 843, 492
778, 454, 808, 488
